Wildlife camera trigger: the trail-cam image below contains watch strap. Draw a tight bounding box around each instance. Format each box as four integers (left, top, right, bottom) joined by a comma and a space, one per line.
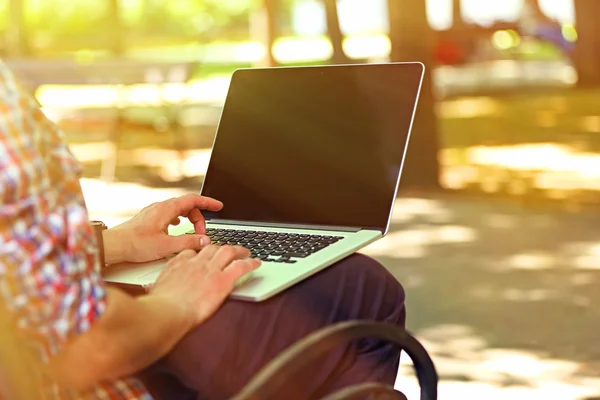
90, 221, 108, 267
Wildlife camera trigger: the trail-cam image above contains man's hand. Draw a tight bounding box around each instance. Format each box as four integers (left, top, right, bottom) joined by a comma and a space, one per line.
102, 194, 224, 265
48, 245, 260, 391
150, 245, 261, 325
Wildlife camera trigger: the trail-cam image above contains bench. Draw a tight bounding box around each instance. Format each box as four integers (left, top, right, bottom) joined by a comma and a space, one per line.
0, 299, 438, 400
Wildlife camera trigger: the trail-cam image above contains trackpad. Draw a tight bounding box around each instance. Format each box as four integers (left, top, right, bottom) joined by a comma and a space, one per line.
103, 259, 169, 285
138, 266, 165, 281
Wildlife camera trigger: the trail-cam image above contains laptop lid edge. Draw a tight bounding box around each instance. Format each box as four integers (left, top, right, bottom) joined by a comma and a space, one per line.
382, 61, 426, 236
200, 62, 426, 237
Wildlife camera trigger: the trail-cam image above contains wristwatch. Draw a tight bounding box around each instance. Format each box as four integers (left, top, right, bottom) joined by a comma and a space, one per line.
90, 220, 108, 267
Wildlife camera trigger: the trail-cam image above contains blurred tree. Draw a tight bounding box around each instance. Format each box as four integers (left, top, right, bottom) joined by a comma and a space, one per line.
163, 0, 254, 38
6, 0, 29, 56
108, 0, 125, 55
323, 0, 350, 64
452, 0, 464, 28
141, 0, 168, 33
13, 0, 260, 54
573, 0, 600, 87
524, 0, 544, 16
388, 0, 440, 190
251, 0, 279, 67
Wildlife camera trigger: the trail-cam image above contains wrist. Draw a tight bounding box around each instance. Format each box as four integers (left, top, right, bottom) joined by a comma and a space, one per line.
102, 228, 131, 265
140, 294, 195, 333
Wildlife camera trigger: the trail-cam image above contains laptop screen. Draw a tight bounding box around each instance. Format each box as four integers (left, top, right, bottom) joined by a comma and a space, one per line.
200, 63, 424, 232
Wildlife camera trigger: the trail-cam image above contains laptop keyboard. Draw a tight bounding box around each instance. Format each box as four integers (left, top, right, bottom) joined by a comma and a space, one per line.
204, 228, 344, 263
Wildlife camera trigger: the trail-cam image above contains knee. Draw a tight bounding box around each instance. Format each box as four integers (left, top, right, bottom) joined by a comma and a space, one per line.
319, 253, 406, 326
340, 253, 405, 302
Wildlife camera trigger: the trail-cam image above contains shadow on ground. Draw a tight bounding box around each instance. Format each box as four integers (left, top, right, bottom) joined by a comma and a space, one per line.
81, 173, 600, 399
359, 195, 600, 398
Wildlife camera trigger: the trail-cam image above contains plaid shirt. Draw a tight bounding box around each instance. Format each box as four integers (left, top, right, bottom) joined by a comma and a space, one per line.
0, 61, 152, 399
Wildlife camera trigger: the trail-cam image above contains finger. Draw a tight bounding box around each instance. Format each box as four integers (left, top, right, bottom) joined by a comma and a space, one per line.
208, 245, 251, 269
194, 244, 221, 262
222, 258, 261, 282
187, 208, 206, 234
172, 194, 224, 217
162, 235, 210, 256
166, 249, 198, 267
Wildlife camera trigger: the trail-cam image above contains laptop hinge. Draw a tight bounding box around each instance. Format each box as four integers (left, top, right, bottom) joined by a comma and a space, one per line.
206, 219, 362, 233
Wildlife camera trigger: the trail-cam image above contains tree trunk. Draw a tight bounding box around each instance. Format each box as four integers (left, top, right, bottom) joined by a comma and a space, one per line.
452, 0, 464, 28
388, 0, 441, 191
323, 0, 350, 64
7, 0, 29, 56
251, 0, 279, 67
108, 0, 125, 56
524, 0, 544, 16
573, 0, 600, 87
142, 0, 165, 32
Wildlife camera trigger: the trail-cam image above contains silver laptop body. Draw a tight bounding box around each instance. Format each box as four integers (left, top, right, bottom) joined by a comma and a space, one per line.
103, 62, 425, 302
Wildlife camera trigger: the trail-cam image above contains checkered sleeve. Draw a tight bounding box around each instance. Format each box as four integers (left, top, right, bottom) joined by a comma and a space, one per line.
0, 65, 108, 360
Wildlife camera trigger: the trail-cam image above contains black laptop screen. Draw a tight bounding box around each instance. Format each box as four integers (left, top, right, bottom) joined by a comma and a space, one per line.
200, 63, 423, 231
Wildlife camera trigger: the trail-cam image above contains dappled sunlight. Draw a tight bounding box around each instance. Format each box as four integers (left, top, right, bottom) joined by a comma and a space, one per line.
395, 324, 600, 400
363, 224, 477, 259
36, 77, 232, 110
467, 284, 558, 302
126, 148, 212, 181
435, 225, 477, 243
375, 195, 600, 399
562, 242, 600, 270
483, 213, 520, 229
75, 180, 600, 400
572, 254, 600, 270
70, 141, 116, 162
272, 37, 333, 62
180, 149, 213, 176
498, 251, 556, 271
438, 97, 503, 119
342, 35, 391, 60
389, 198, 453, 224
570, 272, 595, 286
69, 143, 212, 183
81, 178, 187, 226
500, 288, 556, 302
441, 143, 600, 193
364, 229, 431, 259
466, 143, 572, 171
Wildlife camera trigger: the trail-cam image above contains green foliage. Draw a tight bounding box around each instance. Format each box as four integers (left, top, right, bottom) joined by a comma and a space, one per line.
24, 0, 108, 34
17, 0, 263, 38
3, 0, 300, 53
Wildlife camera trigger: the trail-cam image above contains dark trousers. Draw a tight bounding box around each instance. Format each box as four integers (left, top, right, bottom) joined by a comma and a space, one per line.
140, 254, 406, 400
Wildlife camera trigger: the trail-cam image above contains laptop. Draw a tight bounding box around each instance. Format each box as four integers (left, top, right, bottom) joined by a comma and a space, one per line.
103, 62, 425, 301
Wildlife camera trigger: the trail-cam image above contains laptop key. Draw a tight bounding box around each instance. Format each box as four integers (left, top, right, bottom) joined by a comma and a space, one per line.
282, 252, 310, 258
205, 229, 341, 260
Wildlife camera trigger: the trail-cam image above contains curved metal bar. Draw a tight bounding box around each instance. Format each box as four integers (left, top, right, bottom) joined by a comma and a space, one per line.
232, 320, 437, 400
320, 383, 409, 400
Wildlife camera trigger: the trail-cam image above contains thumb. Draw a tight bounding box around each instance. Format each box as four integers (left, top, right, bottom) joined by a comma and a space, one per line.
163, 234, 211, 255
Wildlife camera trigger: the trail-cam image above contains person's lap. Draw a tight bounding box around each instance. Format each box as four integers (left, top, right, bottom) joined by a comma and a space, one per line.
140, 253, 406, 400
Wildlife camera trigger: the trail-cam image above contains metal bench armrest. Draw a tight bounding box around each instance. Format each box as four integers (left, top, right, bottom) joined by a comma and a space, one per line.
232, 320, 438, 400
